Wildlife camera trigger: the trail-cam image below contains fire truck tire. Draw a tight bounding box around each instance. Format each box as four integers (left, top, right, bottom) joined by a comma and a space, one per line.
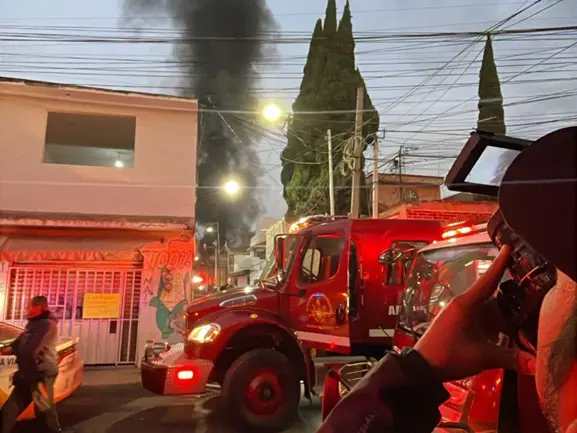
221, 348, 300, 432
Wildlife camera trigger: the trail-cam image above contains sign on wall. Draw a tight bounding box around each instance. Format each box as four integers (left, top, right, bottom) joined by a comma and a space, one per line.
82, 293, 121, 319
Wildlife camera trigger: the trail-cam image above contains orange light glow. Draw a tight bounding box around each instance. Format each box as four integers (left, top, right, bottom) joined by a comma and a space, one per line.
441, 225, 478, 239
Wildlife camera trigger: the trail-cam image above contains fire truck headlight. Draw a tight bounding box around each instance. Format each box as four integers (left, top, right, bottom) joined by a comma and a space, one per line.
188, 323, 221, 343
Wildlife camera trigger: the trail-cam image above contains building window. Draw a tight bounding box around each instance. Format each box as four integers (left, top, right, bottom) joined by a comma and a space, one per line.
255, 249, 266, 260
43, 112, 136, 168
402, 188, 419, 202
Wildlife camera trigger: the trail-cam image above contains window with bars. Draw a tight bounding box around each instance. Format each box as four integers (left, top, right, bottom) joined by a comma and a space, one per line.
6, 268, 140, 322
5, 267, 142, 364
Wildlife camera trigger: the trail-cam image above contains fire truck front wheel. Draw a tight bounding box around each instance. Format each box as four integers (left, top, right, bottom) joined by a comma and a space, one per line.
221, 348, 300, 432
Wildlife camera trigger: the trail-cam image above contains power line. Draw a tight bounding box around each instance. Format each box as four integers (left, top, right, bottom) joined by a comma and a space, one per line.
0, 2, 539, 21
0, 25, 576, 43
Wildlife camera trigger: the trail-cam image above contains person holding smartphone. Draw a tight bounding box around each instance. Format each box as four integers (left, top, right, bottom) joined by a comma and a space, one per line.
316, 128, 577, 433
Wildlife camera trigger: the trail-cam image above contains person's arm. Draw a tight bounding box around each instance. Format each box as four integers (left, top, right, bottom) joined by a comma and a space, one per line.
18, 320, 55, 362
317, 348, 450, 433
5, 334, 23, 355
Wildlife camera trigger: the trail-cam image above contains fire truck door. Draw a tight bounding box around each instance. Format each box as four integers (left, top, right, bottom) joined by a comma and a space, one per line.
290, 230, 350, 353
365, 241, 429, 342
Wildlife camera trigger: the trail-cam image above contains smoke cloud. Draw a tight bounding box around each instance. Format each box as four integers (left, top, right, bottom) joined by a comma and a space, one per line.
122, 0, 278, 246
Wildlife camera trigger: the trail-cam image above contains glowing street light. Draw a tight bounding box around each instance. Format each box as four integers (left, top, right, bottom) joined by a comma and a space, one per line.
262, 103, 282, 122
223, 179, 240, 196
206, 227, 214, 233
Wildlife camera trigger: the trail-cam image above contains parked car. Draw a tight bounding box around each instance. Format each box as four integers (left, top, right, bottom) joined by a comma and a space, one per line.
0, 321, 84, 420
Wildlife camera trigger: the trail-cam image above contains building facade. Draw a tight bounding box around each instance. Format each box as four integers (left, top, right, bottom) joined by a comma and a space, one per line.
0, 78, 198, 365
227, 217, 276, 287
371, 173, 444, 214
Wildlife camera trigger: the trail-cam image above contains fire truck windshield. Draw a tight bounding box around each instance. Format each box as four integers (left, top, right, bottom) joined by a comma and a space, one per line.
398, 242, 506, 336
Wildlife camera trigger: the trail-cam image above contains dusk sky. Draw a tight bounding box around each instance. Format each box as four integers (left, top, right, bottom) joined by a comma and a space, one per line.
1, 0, 576, 219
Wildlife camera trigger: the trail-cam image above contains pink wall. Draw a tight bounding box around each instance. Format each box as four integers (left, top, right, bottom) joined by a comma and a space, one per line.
0, 81, 198, 219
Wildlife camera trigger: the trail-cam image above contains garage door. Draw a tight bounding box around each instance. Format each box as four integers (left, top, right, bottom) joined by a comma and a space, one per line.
4, 266, 141, 365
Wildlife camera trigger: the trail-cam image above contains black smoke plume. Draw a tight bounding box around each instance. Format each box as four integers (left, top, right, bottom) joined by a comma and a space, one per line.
122, 0, 277, 246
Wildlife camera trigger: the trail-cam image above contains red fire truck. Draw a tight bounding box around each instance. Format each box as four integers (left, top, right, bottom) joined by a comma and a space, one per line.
140, 215, 445, 432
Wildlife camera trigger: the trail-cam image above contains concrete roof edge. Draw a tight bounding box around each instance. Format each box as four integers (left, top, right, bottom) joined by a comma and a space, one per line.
0, 76, 198, 112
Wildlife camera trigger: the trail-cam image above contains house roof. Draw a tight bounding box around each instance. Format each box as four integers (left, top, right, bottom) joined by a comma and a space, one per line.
230, 269, 251, 277
248, 240, 266, 250
0, 76, 197, 111
375, 173, 444, 183
0, 210, 193, 231
226, 245, 251, 255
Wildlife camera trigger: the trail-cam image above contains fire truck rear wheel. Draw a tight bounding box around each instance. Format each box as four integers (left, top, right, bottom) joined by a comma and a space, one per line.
221, 348, 300, 432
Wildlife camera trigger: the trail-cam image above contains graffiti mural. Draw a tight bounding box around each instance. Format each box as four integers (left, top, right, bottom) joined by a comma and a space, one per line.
141, 236, 194, 339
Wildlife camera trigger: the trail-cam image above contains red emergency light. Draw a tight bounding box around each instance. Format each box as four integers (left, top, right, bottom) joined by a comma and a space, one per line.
191, 275, 204, 284
441, 222, 486, 240
289, 214, 348, 233
177, 370, 195, 380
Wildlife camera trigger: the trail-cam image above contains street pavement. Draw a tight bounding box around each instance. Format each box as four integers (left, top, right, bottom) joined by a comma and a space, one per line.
13, 367, 323, 433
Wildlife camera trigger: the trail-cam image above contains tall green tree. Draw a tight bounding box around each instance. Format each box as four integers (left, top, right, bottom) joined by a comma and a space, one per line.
281, 0, 379, 218
477, 34, 513, 192
477, 34, 506, 135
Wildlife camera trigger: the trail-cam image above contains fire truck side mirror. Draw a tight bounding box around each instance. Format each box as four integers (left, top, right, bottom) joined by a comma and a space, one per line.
275, 236, 285, 270
378, 248, 404, 265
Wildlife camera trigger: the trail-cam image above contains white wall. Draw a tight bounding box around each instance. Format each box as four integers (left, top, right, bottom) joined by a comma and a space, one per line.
0, 82, 198, 219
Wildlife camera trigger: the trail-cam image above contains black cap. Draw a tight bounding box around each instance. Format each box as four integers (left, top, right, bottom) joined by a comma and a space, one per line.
498, 126, 576, 281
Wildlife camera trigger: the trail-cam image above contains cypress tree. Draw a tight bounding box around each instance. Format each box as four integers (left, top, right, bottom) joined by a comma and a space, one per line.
281, 19, 326, 217
477, 34, 506, 135
324, 0, 338, 36
476, 34, 514, 189
281, 0, 379, 217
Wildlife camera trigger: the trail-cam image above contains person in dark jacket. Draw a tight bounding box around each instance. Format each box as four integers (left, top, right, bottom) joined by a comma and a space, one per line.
316, 127, 577, 433
1, 295, 61, 433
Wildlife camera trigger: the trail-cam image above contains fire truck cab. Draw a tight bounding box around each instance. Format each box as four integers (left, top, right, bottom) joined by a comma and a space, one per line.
140, 216, 443, 432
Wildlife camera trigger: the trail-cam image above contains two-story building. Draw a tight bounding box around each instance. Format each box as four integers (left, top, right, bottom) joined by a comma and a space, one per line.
0, 77, 198, 365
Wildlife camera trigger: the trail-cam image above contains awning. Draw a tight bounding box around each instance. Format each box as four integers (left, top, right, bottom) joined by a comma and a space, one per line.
230, 269, 251, 277
0, 236, 150, 263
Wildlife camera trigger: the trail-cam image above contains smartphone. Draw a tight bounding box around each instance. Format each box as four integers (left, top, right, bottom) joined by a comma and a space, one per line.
487, 210, 557, 348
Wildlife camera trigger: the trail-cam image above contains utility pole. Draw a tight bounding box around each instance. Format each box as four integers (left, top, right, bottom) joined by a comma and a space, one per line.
327, 129, 336, 216
398, 145, 404, 202
212, 221, 221, 287
350, 87, 364, 219
372, 133, 380, 219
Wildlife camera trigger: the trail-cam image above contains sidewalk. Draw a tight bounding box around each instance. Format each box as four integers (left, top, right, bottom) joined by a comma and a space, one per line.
82, 365, 141, 386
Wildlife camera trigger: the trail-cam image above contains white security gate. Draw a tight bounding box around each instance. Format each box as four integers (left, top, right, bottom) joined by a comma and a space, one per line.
4, 267, 141, 365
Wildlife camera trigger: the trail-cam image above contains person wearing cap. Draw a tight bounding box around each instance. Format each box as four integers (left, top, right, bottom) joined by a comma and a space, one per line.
316, 126, 577, 433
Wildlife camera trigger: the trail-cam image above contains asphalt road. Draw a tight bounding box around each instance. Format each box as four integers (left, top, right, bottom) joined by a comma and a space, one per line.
13, 367, 323, 433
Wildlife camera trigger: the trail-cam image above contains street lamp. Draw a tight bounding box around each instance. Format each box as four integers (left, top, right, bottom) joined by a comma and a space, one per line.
262, 103, 282, 123
223, 179, 240, 196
